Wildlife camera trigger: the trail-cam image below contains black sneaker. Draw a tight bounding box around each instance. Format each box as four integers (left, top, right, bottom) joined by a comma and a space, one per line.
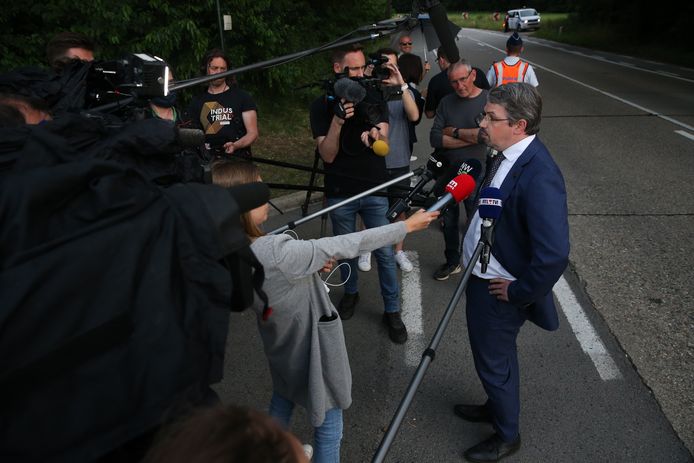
382, 312, 408, 344
433, 263, 462, 281
338, 292, 359, 320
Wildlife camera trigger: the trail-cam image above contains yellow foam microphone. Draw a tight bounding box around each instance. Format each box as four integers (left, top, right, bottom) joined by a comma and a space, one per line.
372, 139, 389, 157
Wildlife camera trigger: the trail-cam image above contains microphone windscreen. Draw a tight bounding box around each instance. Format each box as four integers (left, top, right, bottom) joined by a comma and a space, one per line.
445, 174, 476, 202
333, 78, 366, 103
176, 127, 205, 147
372, 139, 389, 156
428, 2, 460, 63
227, 182, 270, 213
479, 187, 503, 220
456, 158, 483, 180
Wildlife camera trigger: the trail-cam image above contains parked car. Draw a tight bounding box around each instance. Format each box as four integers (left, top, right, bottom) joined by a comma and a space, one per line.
504, 8, 541, 32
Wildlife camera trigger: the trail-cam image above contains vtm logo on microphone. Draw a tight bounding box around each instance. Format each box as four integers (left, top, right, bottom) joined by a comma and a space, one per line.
458, 163, 474, 175
479, 198, 502, 207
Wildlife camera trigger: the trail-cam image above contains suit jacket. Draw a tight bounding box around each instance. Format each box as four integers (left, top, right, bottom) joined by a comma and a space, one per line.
492, 137, 570, 331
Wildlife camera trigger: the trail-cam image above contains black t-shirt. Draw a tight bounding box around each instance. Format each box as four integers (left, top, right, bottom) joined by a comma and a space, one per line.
425, 69, 453, 114
187, 87, 257, 151
309, 92, 389, 197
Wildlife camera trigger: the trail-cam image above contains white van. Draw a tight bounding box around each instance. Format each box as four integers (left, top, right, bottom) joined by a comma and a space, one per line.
504, 8, 541, 32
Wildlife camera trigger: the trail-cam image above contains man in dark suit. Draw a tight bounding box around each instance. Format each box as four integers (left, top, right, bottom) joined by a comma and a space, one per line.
456, 83, 570, 462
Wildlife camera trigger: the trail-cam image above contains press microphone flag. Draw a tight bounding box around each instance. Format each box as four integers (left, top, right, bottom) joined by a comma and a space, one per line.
478, 187, 502, 273
426, 174, 476, 212
479, 187, 503, 220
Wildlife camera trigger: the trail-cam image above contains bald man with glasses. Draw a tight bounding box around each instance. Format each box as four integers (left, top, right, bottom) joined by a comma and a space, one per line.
429, 60, 488, 281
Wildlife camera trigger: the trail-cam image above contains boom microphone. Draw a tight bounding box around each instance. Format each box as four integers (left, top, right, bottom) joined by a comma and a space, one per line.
175, 127, 205, 147
226, 182, 271, 213
478, 187, 503, 273
423, 0, 460, 63
333, 77, 366, 103
426, 174, 476, 212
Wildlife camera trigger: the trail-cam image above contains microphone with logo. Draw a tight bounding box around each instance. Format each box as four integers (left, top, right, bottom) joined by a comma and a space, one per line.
386, 168, 435, 221
426, 173, 477, 213
478, 187, 503, 273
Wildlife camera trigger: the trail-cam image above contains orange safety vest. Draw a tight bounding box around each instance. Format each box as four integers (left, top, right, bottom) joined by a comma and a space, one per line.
492, 60, 529, 87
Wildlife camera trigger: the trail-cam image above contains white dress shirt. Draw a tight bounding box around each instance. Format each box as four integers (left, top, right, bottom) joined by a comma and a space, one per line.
462, 135, 536, 279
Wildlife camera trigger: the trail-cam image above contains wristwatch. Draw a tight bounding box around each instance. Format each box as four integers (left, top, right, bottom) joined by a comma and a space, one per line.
452, 128, 460, 139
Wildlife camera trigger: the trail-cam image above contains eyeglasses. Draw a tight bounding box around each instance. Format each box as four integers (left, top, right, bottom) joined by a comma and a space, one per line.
449, 72, 473, 85
400, 42, 413, 46
475, 112, 512, 126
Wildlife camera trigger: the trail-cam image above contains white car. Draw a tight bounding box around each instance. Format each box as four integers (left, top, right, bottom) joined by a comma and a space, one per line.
504, 8, 541, 32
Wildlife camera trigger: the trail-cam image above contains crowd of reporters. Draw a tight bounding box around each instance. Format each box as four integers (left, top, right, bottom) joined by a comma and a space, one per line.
0, 28, 562, 463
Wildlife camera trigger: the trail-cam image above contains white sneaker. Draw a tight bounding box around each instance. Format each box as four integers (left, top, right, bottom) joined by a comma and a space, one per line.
302, 443, 313, 460
410, 155, 418, 161
358, 252, 372, 271
395, 251, 414, 272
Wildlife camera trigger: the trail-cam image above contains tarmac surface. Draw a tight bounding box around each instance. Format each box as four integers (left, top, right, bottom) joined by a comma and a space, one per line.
214, 27, 694, 462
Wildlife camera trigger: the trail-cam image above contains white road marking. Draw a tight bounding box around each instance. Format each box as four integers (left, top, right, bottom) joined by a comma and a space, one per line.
401, 251, 424, 366
553, 276, 622, 381
469, 37, 694, 133
675, 130, 694, 142
465, 29, 694, 84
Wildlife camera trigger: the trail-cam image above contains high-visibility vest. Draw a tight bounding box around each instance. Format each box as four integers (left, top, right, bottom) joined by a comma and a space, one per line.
492, 60, 529, 86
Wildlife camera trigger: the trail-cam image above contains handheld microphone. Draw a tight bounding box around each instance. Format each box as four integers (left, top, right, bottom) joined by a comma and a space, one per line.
386, 169, 435, 221
478, 187, 503, 273
426, 149, 448, 178
371, 139, 389, 156
426, 174, 476, 212
175, 127, 205, 147
424, 1, 460, 63
432, 158, 482, 196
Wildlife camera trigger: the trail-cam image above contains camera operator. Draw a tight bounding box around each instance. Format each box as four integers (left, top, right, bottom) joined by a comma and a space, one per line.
309, 44, 410, 344
46, 31, 95, 73
187, 49, 258, 160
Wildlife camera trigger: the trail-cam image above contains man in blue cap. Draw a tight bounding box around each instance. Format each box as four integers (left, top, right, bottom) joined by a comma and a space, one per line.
486, 33, 538, 88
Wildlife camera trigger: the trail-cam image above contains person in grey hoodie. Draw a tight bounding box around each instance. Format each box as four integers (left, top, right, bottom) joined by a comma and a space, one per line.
212, 161, 439, 463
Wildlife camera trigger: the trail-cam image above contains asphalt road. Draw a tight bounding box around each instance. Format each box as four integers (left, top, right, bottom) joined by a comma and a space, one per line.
214, 28, 694, 462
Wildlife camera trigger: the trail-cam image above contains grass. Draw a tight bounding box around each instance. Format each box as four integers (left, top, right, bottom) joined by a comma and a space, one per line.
252, 96, 319, 199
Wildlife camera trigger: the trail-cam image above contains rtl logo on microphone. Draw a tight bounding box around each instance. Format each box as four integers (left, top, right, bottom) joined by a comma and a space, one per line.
479, 198, 502, 207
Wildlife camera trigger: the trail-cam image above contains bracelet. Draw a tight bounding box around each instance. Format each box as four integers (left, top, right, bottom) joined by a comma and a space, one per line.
400, 84, 409, 92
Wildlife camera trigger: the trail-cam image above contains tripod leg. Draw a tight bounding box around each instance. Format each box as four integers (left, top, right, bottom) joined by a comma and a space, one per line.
320, 197, 328, 237
302, 150, 321, 217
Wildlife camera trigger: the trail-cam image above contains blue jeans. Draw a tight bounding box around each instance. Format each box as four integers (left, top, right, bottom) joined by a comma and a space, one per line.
269, 392, 343, 463
327, 195, 400, 313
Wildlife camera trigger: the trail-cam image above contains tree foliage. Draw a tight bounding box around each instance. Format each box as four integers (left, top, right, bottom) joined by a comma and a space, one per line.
0, 0, 391, 97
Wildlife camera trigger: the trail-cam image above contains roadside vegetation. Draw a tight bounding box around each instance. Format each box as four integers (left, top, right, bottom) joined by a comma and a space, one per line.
450, 11, 693, 69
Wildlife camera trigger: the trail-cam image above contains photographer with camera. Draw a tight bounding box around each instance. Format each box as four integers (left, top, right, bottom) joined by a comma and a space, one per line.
365, 47, 423, 273
187, 48, 258, 160
309, 44, 411, 344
